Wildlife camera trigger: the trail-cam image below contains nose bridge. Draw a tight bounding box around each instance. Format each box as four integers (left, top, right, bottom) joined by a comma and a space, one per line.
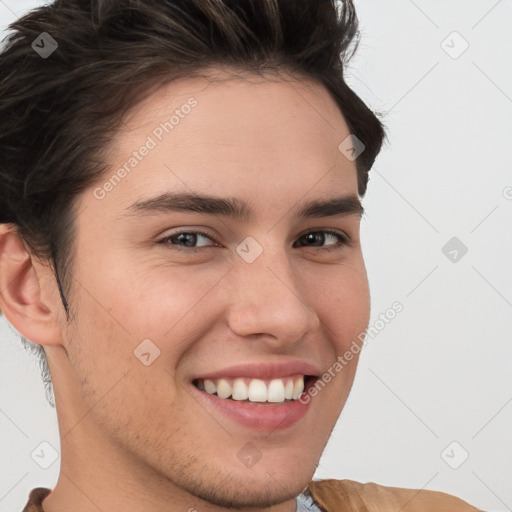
227, 240, 320, 345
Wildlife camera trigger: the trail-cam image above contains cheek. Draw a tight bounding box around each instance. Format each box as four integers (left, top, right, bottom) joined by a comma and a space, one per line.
65, 296, 135, 407
99, 256, 224, 342
316, 261, 370, 341
64, 261, 211, 421
65, 300, 181, 445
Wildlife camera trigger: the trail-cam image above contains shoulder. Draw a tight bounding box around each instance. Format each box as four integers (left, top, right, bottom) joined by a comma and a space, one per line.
306, 478, 483, 512
22, 488, 51, 512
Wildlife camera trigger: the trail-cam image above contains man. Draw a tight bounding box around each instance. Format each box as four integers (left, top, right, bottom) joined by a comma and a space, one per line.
0, 0, 481, 510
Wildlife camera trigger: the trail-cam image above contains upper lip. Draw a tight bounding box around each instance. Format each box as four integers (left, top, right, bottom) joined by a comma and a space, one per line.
191, 360, 322, 381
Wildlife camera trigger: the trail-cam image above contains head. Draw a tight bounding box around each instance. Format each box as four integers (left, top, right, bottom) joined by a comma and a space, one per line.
0, 0, 386, 509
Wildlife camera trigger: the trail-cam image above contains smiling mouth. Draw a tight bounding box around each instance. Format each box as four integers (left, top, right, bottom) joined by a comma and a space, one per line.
192, 375, 318, 404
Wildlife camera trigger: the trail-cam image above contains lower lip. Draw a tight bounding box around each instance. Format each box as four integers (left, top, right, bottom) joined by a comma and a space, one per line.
190, 378, 317, 431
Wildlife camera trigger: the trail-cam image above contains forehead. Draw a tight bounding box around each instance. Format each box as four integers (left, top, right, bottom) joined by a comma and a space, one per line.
122, 69, 352, 151
98, 69, 359, 214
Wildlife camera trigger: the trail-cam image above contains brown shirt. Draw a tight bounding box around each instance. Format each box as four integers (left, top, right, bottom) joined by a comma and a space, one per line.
22, 479, 483, 512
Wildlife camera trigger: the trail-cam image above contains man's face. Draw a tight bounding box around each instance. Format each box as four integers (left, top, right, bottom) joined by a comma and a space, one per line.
57, 70, 370, 508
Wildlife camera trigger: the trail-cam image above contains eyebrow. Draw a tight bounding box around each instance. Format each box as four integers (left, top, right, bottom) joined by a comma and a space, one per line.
124, 192, 364, 221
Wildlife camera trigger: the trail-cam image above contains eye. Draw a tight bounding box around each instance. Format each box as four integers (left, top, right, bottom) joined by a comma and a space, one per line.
156, 229, 350, 253
156, 230, 217, 252
294, 229, 349, 252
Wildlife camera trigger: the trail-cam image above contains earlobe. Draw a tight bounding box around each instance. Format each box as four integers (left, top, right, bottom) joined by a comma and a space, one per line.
0, 224, 64, 347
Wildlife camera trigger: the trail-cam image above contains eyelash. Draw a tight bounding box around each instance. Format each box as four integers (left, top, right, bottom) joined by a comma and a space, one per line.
156, 229, 350, 253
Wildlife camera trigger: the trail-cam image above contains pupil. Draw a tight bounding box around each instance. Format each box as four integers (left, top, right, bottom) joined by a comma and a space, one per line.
178, 233, 196, 247
306, 232, 323, 246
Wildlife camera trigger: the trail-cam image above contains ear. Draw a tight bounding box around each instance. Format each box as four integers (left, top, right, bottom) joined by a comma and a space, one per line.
0, 224, 65, 347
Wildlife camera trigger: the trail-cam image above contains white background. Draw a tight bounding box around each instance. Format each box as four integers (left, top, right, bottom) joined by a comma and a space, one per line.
1, 1, 511, 511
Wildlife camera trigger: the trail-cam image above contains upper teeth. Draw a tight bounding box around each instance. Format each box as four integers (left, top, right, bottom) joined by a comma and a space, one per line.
195, 376, 306, 403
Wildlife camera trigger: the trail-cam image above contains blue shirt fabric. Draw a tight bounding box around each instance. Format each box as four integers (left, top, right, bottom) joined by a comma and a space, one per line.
296, 491, 323, 511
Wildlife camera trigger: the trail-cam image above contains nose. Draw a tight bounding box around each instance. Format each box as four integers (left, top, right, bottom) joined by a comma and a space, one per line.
225, 246, 321, 350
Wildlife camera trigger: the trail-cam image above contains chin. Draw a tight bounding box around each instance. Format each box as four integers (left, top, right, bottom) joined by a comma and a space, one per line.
188, 472, 310, 509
